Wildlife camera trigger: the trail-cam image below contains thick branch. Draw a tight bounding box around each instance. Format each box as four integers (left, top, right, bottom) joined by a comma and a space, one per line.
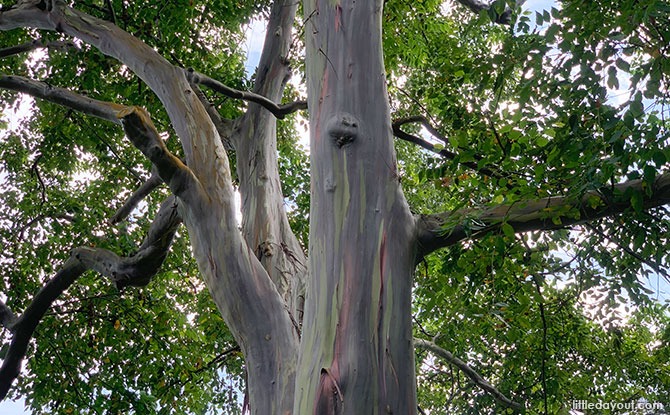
231, 0, 308, 323
0, 75, 124, 124
0, 196, 181, 399
417, 171, 670, 256
189, 83, 235, 152
0, 0, 223, 186
414, 338, 523, 411
0, 75, 201, 206
185, 68, 307, 119
117, 106, 203, 201
0, 39, 75, 59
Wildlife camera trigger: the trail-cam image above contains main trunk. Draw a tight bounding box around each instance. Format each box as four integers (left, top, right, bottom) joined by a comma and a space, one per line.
296, 1, 418, 413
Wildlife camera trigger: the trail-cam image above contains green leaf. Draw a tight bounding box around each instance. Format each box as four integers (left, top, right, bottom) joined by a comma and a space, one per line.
501, 222, 515, 238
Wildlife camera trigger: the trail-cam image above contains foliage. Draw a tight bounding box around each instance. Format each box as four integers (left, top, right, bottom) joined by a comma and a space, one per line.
0, 0, 668, 413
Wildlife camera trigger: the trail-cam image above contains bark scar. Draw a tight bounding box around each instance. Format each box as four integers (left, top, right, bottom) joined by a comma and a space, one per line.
327, 113, 359, 148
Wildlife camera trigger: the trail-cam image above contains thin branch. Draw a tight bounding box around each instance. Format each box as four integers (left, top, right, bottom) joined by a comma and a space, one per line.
392, 116, 499, 177
414, 338, 523, 411
0, 39, 76, 59
185, 68, 307, 119
416, 171, 670, 257
584, 223, 668, 278
104, 0, 117, 26
0, 196, 182, 399
109, 169, 162, 224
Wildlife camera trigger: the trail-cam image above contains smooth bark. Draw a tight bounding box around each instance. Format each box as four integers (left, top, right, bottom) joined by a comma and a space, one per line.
1, 2, 298, 413
296, 1, 418, 413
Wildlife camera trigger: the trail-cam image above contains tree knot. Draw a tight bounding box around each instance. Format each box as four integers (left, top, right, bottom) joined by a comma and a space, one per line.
327, 113, 359, 148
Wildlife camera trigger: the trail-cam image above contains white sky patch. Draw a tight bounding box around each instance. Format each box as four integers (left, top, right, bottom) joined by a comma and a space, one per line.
244, 18, 268, 76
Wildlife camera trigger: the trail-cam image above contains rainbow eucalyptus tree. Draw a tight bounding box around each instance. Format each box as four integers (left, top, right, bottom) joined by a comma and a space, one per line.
0, 0, 669, 413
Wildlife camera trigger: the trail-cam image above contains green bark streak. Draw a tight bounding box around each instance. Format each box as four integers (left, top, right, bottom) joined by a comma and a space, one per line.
296, 0, 418, 413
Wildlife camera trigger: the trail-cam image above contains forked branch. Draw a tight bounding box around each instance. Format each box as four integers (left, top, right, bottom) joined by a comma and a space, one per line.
0, 196, 182, 400
416, 172, 670, 256
414, 338, 523, 411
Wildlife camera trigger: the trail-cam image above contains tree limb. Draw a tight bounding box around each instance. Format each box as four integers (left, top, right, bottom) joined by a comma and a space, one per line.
0, 39, 76, 59
185, 68, 307, 119
0, 196, 181, 400
414, 338, 523, 411
0, 74, 202, 204
392, 116, 499, 177
0, 0, 223, 187
230, 0, 308, 322
109, 169, 163, 224
116, 106, 204, 201
416, 171, 670, 257
0, 74, 124, 124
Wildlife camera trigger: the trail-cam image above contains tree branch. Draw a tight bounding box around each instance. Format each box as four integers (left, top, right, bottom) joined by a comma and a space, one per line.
414, 338, 523, 411
185, 68, 307, 119
0, 75, 124, 124
0, 0, 224, 187
392, 116, 499, 178
115, 106, 204, 202
109, 169, 163, 224
0, 75, 203, 204
0, 39, 75, 59
416, 171, 670, 257
0, 196, 182, 399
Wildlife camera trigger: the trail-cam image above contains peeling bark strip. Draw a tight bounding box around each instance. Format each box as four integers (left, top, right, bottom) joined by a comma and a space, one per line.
0, 197, 181, 399
296, 0, 418, 413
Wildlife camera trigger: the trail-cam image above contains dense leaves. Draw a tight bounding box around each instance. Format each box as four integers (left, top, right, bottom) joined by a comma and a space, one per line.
0, 0, 668, 413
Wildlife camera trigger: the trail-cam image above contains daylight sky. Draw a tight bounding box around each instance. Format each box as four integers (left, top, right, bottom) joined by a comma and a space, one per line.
2, 0, 639, 413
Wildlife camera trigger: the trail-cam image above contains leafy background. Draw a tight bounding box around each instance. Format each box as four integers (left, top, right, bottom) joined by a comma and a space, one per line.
1, 0, 668, 413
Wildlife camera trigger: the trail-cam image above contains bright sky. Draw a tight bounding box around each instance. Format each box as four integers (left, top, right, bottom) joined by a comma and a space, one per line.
5, 0, 665, 413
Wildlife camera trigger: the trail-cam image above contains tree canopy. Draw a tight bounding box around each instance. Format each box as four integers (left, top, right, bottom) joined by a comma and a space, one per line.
0, 0, 669, 414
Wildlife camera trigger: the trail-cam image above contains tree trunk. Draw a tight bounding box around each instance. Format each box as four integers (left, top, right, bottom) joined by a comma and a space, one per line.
295, 1, 418, 413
